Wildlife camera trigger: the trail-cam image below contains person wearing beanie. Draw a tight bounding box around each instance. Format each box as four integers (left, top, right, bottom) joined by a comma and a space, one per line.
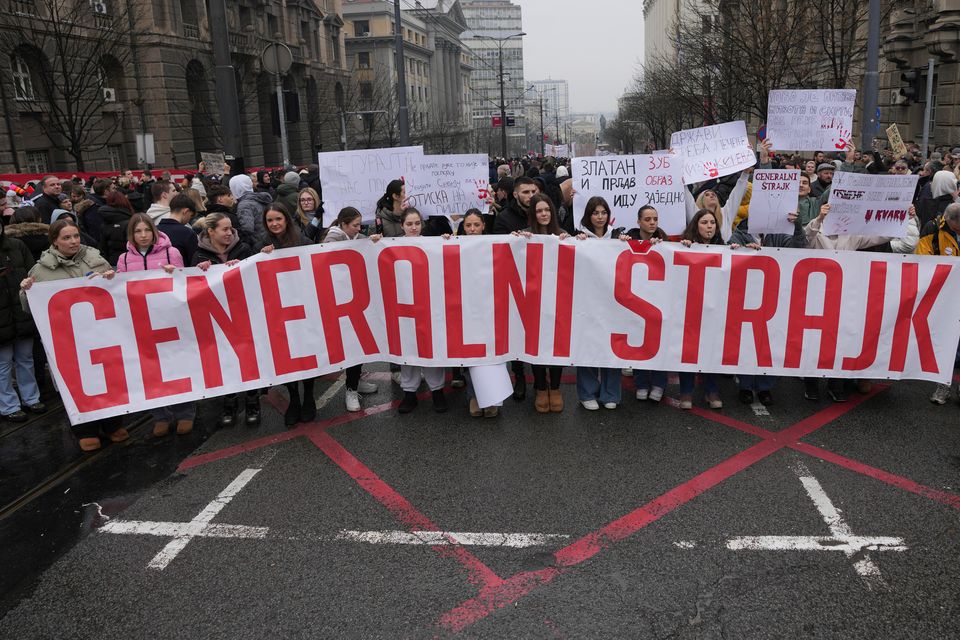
275, 171, 302, 221
809, 162, 836, 199
555, 165, 569, 179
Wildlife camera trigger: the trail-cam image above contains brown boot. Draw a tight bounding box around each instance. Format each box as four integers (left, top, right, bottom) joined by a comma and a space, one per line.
483, 406, 499, 418
548, 389, 564, 412
175, 420, 194, 435
78, 437, 101, 452
152, 421, 170, 437
108, 428, 129, 443
534, 390, 550, 413
469, 397, 482, 417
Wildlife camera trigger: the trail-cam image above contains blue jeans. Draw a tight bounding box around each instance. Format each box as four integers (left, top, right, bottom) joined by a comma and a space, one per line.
738, 375, 776, 392
154, 401, 197, 423
679, 372, 718, 395
576, 367, 622, 404
634, 370, 667, 392
0, 338, 39, 415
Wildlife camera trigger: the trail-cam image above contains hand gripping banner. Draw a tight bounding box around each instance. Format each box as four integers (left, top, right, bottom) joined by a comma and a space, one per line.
25, 237, 960, 424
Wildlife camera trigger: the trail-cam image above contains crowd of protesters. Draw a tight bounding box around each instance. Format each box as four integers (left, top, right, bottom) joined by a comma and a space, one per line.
5, 135, 960, 452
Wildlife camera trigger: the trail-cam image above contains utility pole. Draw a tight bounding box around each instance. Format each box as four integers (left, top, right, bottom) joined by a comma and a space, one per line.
393, 0, 410, 146
208, 0, 244, 174
539, 93, 545, 156
860, 0, 880, 151
478, 32, 525, 158
921, 57, 935, 158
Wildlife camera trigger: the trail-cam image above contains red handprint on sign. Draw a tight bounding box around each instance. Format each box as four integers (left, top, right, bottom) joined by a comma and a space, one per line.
832, 130, 851, 150
703, 160, 719, 178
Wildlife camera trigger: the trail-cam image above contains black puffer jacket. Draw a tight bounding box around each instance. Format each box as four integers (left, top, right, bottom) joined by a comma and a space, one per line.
0, 233, 37, 343
98, 204, 135, 266
4, 222, 49, 263
192, 230, 254, 266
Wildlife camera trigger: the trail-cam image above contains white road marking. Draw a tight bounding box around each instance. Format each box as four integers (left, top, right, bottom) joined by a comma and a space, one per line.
333, 530, 569, 547
109, 468, 263, 570
750, 402, 770, 417
315, 378, 345, 411
673, 541, 697, 549
726, 536, 906, 553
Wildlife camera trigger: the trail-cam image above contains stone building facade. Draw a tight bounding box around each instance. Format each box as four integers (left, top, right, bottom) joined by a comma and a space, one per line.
1, 0, 353, 174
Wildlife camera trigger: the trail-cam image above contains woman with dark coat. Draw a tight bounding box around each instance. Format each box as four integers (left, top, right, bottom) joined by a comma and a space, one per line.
98, 190, 137, 266
4, 207, 49, 263
0, 216, 45, 422
916, 170, 958, 228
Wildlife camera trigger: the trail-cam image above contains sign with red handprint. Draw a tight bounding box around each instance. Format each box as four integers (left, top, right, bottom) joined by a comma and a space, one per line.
823, 172, 918, 237
766, 89, 856, 152
405, 153, 490, 224
670, 121, 756, 185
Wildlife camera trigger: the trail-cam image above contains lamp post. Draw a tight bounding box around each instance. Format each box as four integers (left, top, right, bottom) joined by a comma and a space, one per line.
477, 32, 525, 158
525, 84, 545, 156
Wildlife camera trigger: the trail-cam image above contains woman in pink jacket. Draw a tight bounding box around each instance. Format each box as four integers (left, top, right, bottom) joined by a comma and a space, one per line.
115, 213, 192, 437
115, 213, 184, 274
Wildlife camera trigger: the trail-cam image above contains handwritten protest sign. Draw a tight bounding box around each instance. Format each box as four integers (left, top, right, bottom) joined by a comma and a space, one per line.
572, 154, 686, 235
766, 89, 856, 152
545, 144, 569, 157
200, 151, 226, 175
824, 172, 918, 236
886, 123, 908, 158
406, 153, 490, 223
748, 170, 800, 235
318, 146, 424, 225
670, 121, 756, 185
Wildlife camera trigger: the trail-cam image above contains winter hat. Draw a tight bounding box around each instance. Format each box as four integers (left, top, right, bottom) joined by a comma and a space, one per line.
555, 166, 569, 179
228, 174, 254, 200
283, 171, 300, 186
816, 163, 835, 173
50, 209, 76, 224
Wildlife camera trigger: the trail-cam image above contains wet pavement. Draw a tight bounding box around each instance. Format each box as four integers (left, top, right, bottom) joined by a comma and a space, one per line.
1, 369, 959, 638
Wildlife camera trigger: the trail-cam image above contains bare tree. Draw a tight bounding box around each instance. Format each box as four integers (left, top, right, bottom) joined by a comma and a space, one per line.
0, 0, 139, 170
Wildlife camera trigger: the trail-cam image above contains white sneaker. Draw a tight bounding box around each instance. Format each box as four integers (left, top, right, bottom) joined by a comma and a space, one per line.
603, 402, 618, 410
635, 388, 649, 401
581, 399, 599, 410
391, 371, 401, 385
621, 368, 633, 376
649, 386, 664, 402
930, 383, 950, 405
357, 380, 378, 394
345, 389, 361, 412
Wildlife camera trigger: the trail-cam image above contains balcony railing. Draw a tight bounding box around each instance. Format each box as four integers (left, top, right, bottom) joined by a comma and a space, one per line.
183, 23, 200, 39
11, 0, 38, 16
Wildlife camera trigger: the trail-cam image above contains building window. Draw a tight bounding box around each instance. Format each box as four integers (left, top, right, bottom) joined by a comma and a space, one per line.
12, 56, 33, 101
358, 52, 370, 69
360, 82, 373, 103
353, 20, 369, 37
267, 14, 279, 38
331, 27, 341, 65
107, 145, 123, 172
25, 150, 49, 173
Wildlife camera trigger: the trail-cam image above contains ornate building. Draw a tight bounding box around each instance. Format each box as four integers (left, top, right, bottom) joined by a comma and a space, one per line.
1, 0, 353, 173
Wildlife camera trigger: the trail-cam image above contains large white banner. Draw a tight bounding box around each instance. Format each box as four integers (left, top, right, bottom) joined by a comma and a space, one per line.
748, 170, 801, 235
572, 154, 687, 235
26, 238, 960, 424
317, 146, 424, 226
824, 172, 919, 236
670, 121, 756, 185
766, 89, 857, 152
406, 154, 490, 224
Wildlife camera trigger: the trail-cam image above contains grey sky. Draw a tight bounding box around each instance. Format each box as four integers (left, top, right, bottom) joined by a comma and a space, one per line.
516, 1, 645, 114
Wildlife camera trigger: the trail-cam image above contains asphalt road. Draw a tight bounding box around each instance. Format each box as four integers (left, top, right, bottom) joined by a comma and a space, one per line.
1, 369, 958, 639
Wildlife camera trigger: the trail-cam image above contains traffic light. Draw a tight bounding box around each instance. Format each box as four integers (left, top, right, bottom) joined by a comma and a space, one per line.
900, 69, 923, 103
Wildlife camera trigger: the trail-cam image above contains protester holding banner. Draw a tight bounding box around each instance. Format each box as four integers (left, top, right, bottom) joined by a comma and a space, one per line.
574, 197, 621, 410
677, 210, 728, 409
493, 178, 537, 235
396, 208, 449, 415
321, 206, 382, 414
514, 194, 570, 413
375, 180, 406, 237
686, 171, 750, 243
297, 188, 323, 241
20, 219, 121, 451
193, 213, 262, 428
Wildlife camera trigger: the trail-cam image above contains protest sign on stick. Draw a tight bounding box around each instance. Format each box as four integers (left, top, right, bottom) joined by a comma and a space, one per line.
748, 170, 800, 235
886, 123, 908, 158
318, 146, 424, 225
670, 121, 756, 185
766, 89, 856, 152
824, 172, 919, 236
572, 154, 686, 235
406, 154, 490, 224
200, 152, 226, 175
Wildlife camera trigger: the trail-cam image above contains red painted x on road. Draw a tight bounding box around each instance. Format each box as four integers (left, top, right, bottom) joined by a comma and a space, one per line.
177, 383, 960, 636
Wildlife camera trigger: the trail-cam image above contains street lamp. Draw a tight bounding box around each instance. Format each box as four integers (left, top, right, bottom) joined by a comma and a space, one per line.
477, 31, 525, 158
526, 84, 545, 156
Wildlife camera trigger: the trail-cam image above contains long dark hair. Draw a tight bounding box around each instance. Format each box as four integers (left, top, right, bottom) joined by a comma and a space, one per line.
262, 203, 304, 248
681, 209, 723, 244
376, 179, 404, 211
527, 194, 561, 235
334, 206, 363, 228
580, 196, 611, 235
